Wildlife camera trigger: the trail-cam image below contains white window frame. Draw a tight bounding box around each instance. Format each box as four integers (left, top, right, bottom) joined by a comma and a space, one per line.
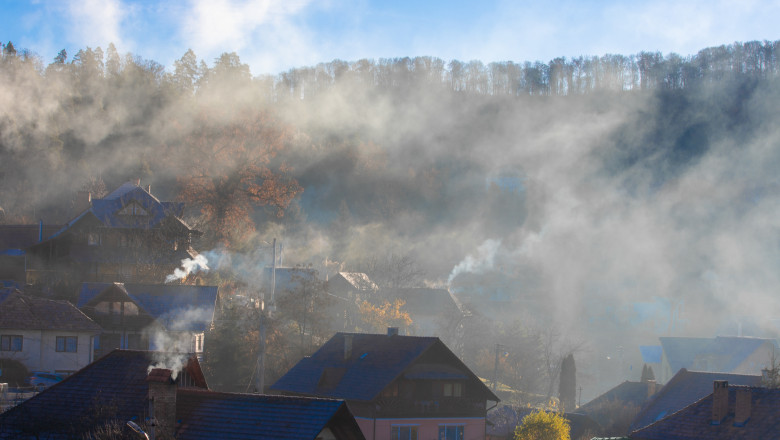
56, 336, 78, 353
0, 335, 23, 351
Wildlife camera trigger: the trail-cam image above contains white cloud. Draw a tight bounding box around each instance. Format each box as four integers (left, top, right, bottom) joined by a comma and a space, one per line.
66, 0, 126, 48
181, 0, 316, 73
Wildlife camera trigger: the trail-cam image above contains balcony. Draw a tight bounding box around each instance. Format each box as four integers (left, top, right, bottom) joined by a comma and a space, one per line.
372, 396, 486, 418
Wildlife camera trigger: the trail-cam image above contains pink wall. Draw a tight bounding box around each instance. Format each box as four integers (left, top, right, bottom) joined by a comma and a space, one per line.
355, 416, 486, 440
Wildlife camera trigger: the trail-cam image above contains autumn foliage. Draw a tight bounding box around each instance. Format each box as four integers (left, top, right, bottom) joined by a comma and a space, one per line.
175, 110, 303, 249
514, 410, 571, 440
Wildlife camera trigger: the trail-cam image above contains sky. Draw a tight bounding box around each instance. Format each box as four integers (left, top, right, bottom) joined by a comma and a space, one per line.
2, 0, 779, 76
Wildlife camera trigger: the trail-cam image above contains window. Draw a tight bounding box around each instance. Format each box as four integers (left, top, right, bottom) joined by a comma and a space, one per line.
87, 232, 101, 246
438, 425, 464, 440
118, 203, 148, 216
0, 335, 22, 351
391, 426, 418, 440
56, 336, 78, 352
443, 382, 463, 397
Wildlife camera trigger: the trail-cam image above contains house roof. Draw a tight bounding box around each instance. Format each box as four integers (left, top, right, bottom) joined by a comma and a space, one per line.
579, 380, 656, 416
0, 290, 102, 332
660, 336, 777, 374
0, 350, 206, 438
640, 345, 663, 364
336, 272, 378, 291
0, 349, 365, 440
630, 369, 762, 431
270, 332, 499, 402
630, 385, 780, 439
47, 182, 192, 240
0, 224, 62, 252
380, 287, 461, 315
175, 390, 365, 440
77, 282, 218, 332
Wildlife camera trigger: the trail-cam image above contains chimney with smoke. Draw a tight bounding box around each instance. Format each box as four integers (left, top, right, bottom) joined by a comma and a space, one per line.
147, 368, 177, 439
711, 380, 729, 425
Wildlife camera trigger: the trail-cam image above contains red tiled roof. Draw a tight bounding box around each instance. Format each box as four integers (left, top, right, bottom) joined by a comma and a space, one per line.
631, 385, 780, 439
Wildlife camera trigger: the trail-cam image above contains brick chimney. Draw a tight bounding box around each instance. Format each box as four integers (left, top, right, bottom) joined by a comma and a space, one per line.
147, 368, 177, 439
711, 380, 729, 425
734, 388, 752, 426
646, 380, 657, 399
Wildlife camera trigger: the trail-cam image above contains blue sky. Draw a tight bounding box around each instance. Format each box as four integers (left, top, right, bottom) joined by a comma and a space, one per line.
2, 0, 779, 76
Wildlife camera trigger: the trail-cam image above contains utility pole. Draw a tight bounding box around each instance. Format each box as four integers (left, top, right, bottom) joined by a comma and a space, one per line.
256, 238, 276, 394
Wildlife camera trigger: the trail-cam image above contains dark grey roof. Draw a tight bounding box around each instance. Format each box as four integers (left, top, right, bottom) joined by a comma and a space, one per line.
630, 369, 762, 432
0, 350, 206, 439
176, 390, 365, 440
0, 290, 102, 332
270, 332, 498, 402
78, 282, 218, 332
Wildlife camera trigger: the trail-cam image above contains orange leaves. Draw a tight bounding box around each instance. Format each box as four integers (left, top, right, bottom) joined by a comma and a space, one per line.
175, 109, 303, 249
358, 298, 412, 333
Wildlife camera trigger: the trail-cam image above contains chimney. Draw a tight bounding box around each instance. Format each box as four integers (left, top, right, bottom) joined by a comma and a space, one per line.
147, 368, 177, 439
387, 327, 399, 336
646, 380, 657, 399
734, 388, 752, 426
711, 380, 729, 425
75, 190, 92, 214
146, 185, 152, 194
136, 178, 141, 186
344, 334, 353, 360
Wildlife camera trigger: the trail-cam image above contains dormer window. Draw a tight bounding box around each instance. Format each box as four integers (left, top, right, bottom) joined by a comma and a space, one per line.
117, 202, 148, 216
87, 232, 101, 246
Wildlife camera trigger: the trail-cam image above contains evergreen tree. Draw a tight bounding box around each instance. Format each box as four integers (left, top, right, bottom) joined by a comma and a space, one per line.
558, 353, 576, 411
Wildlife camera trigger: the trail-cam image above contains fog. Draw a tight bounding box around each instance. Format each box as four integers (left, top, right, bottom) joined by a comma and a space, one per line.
2, 41, 779, 398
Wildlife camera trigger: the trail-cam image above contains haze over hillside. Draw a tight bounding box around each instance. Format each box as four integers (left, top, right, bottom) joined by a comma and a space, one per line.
1, 39, 779, 398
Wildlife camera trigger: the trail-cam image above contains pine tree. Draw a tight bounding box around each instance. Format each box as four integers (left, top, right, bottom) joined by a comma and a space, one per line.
558, 353, 576, 412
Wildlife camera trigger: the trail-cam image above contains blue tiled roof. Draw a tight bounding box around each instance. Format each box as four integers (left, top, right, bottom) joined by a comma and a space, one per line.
78, 282, 218, 332
659, 336, 777, 374
640, 345, 663, 364
271, 332, 499, 402
176, 390, 365, 440
49, 183, 190, 240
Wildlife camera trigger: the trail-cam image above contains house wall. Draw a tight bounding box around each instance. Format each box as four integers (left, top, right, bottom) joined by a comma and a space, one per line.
735, 343, 775, 375
0, 330, 94, 374
355, 416, 486, 440
40, 330, 95, 375
0, 329, 43, 372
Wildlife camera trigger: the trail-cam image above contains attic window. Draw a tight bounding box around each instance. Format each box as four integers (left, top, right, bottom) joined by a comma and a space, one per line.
118, 202, 148, 216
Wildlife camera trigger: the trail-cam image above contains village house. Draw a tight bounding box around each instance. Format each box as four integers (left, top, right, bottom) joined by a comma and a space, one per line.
76, 282, 218, 359
0, 288, 101, 378
630, 380, 780, 439
24, 180, 201, 286
0, 349, 366, 440
629, 368, 762, 432
271, 329, 499, 440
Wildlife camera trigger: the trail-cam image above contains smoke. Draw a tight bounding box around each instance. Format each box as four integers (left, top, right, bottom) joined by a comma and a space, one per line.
146, 306, 214, 379
448, 239, 501, 284
165, 254, 210, 283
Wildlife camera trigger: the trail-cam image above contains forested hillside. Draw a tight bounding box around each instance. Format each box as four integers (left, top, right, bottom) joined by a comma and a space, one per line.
2, 39, 780, 399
